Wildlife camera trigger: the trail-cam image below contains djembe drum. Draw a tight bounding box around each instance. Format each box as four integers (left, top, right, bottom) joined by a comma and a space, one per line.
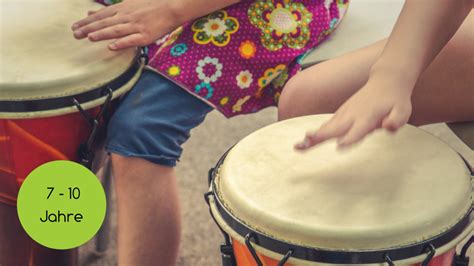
206, 115, 473, 265
0, 0, 144, 265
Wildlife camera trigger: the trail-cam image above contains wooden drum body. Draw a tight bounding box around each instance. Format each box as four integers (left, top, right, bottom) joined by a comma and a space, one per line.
0, 0, 144, 265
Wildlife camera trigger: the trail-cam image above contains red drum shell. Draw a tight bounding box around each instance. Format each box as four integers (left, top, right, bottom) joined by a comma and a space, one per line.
0, 109, 98, 266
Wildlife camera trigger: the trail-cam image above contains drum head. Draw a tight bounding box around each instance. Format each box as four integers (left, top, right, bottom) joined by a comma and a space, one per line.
0, 0, 140, 118
215, 115, 472, 252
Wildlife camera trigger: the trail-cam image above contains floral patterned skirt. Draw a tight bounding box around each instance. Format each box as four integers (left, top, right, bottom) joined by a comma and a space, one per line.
149, 0, 349, 117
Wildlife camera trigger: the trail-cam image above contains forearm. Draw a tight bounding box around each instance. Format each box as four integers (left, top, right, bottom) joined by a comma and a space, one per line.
170, 0, 240, 24
371, 0, 472, 88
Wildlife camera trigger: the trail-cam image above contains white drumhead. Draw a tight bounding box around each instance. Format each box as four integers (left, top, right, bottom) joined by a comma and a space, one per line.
0, 0, 137, 102
216, 115, 472, 250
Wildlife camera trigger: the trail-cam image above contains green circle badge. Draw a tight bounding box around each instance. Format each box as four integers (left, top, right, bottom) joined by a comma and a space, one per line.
17, 160, 106, 250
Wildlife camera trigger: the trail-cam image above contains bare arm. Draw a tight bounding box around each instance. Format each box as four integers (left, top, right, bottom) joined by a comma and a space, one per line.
371, 0, 473, 89
72, 0, 239, 50
297, 0, 473, 150
170, 0, 239, 24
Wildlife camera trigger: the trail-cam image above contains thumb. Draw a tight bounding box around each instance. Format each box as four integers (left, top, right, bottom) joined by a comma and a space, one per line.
382, 106, 411, 132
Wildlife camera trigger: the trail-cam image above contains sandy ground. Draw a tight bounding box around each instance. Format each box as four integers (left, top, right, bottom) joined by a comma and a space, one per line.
79, 109, 473, 266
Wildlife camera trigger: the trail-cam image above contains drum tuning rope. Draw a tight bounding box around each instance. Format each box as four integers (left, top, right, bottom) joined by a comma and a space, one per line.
72, 88, 114, 169
204, 190, 236, 266
204, 169, 232, 245
206, 160, 300, 266
383, 244, 435, 266
460, 236, 473, 258
245, 232, 263, 266
453, 235, 473, 266
420, 244, 436, 266
208, 168, 215, 187
204, 169, 236, 266
277, 249, 294, 266
243, 233, 294, 266
383, 254, 395, 266
459, 154, 474, 176
203, 190, 226, 241
140, 47, 149, 65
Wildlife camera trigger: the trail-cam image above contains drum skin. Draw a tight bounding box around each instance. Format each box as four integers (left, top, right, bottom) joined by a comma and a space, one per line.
0, 1, 138, 119
210, 114, 473, 265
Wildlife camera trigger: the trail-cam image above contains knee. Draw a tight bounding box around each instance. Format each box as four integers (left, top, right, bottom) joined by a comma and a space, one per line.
278, 77, 303, 121
278, 74, 339, 121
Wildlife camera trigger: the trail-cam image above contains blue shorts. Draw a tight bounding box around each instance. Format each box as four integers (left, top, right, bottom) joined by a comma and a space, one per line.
106, 70, 214, 167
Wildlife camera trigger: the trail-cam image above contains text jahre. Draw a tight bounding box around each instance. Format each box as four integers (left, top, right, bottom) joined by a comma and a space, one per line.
40, 210, 83, 223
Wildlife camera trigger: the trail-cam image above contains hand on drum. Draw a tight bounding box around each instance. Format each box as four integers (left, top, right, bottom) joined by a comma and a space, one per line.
71, 0, 180, 50
295, 73, 413, 150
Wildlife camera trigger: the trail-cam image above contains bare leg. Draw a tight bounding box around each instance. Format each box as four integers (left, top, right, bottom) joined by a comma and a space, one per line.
112, 154, 181, 266
279, 11, 474, 125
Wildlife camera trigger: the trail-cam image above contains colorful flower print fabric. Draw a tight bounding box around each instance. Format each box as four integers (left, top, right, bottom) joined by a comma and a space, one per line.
96, 0, 349, 117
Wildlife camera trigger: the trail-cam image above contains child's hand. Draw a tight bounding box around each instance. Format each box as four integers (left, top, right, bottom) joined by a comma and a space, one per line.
71, 0, 180, 50
295, 73, 413, 150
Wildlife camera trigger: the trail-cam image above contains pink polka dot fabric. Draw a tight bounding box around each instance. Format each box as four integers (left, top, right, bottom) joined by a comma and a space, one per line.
97, 0, 349, 117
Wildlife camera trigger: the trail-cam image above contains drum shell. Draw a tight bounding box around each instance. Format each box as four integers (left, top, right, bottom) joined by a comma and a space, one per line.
0, 203, 78, 266
209, 196, 472, 266
0, 109, 100, 187
0, 108, 101, 265
231, 239, 455, 266
231, 238, 455, 266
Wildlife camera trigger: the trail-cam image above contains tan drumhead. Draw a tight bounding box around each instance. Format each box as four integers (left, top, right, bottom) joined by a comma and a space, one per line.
0, 0, 139, 117
216, 115, 472, 251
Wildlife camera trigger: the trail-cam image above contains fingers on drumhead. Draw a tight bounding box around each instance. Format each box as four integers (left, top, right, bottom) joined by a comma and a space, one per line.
295, 116, 353, 150
318, 116, 353, 142
73, 7, 116, 31
109, 33, 143, 50
337, 120, 378, 148
89, 24, 135, 42
382, 107, 410, 132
